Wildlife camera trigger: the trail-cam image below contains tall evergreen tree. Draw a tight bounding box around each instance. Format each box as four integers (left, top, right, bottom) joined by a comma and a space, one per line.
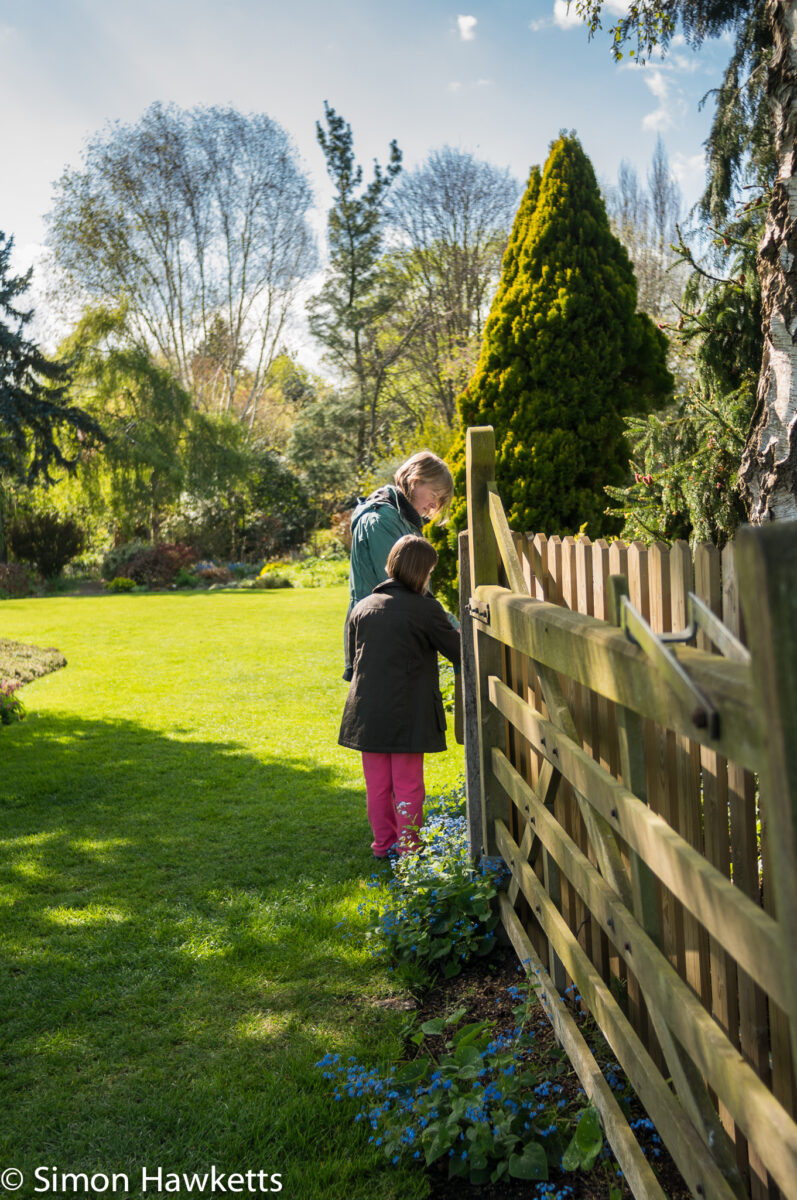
0, 232, 102, 487
431, 137, 671, 607
308, 103, 403, 470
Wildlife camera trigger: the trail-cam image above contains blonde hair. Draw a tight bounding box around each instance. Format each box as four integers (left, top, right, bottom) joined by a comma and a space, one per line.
394, 450, 453, 516
386, 535, 438, 594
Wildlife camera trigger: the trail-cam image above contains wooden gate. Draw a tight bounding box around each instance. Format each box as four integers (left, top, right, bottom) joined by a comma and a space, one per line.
459, 426, 797, 1200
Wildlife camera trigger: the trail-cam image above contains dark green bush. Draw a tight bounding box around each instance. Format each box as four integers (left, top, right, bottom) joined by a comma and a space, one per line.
7, 512, 86, 579
430, 135, 672, 608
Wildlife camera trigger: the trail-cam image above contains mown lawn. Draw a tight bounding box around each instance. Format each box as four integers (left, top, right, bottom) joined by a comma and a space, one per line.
0, 587, 463, 1200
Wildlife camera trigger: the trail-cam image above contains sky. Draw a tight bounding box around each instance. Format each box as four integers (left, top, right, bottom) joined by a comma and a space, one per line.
0, 0, 733, 347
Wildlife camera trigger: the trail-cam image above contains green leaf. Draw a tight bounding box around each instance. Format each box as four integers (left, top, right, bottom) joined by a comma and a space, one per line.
448, 1156, 467, 1179
563, 1106, 603, 1171
453, 1044, 482, 1072
393, 1059, 429, 1087
445, 1006, 468, 1026
452, 1019, 492, 1047
508, 1143, 548, 1181
420, 1017, 445, 1036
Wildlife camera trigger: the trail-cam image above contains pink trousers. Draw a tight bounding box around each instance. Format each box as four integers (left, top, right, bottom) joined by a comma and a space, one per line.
361, 752, 425, 856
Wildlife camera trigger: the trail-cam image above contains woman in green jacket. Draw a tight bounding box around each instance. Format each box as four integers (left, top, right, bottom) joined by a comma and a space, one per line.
343, 450, 454, 680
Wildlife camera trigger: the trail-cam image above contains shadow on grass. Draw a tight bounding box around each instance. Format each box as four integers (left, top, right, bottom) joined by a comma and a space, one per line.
0, 714, 407, 1192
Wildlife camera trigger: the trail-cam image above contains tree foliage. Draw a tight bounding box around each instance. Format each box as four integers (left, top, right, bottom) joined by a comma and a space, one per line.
308, 103, 404, 469
578, 1, 773, 543
572, 1, 753, 63
60, 307, 249, 543
0, 231, 102, 488
605, 140, 684, 322
431, 135, 672, 606
48, 103, 317, 428
386, 149, 520, 424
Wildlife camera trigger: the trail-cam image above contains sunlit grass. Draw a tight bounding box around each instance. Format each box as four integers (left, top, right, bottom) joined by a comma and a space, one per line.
0, 587, 463, 1199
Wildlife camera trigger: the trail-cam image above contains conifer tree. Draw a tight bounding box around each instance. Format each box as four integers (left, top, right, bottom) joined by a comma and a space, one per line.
430, 136, 672, 607
0, 231, 102, 486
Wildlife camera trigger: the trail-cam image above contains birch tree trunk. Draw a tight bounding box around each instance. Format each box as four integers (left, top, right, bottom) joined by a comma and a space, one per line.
740, 0, 797, 521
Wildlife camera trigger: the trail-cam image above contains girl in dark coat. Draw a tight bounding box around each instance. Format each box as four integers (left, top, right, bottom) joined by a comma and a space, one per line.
339, 535, 461, 857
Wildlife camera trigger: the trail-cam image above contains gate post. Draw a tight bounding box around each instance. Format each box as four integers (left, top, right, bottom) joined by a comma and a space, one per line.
458, 530, 482, 858
465, 426, 506, 858
737, 519, 797, 1061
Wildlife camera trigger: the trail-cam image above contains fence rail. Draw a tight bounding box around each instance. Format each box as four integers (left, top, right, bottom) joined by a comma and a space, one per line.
460, 425, 797, 1200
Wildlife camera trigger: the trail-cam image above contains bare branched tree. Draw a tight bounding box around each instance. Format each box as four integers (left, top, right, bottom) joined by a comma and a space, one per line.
605, 137, 683, 324
387, 148, 520, 423
47, 103, 317, 432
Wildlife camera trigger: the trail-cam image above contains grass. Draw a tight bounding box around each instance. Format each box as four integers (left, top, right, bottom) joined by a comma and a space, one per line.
0, 586, 463, 1200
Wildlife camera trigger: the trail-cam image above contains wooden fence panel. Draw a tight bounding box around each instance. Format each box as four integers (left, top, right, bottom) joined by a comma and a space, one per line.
463, 427, 797, 1200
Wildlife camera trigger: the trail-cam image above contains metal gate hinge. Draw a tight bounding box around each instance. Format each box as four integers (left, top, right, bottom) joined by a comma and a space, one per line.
468, 600, 491, 624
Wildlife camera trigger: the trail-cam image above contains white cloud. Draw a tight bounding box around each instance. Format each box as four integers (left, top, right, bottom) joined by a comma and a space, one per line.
671, 151, 706, 191
475, 77, 491, 87
457, 14, 477, 41
552, 1, 580, 30
639, 66, 689, 131
448, 80, 462, 92
642, 70, 674, 130
549, 1, 632, 32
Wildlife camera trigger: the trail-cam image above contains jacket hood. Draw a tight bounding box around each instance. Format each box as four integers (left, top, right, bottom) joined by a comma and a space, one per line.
351, 485, 424, 532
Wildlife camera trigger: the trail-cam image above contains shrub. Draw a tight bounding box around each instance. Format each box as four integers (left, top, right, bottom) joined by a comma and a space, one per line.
0, 681, 26, 725
332, 509, 354, 553
174, 566, 200, 589
257, 556, 348, 588
106, 576, 136, 593
316, 1004, 610, 1189
0, 563, 33, 599
251, 571, 293, 590
362, 785, 504, 989
194, 565, 232, 584
7, 511, 86, 578
101, 540, 151, 581
125, 543, 196, 587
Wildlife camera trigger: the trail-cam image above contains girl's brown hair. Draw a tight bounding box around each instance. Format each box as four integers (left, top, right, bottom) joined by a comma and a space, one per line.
386, 535, 438, 594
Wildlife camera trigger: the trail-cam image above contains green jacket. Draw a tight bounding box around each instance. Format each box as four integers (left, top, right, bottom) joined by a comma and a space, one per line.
348, 485, 423, 608
342, 486, 422, 679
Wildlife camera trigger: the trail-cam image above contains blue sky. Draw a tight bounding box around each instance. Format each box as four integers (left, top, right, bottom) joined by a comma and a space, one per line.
1, 1, 731, 285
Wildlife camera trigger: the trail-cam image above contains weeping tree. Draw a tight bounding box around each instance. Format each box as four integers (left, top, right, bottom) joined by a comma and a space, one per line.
431, 135, 672, 608
572, 0, 796, 521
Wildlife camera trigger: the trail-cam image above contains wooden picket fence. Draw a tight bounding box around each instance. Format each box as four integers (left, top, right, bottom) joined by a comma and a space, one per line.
457, 426, 797, 1200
